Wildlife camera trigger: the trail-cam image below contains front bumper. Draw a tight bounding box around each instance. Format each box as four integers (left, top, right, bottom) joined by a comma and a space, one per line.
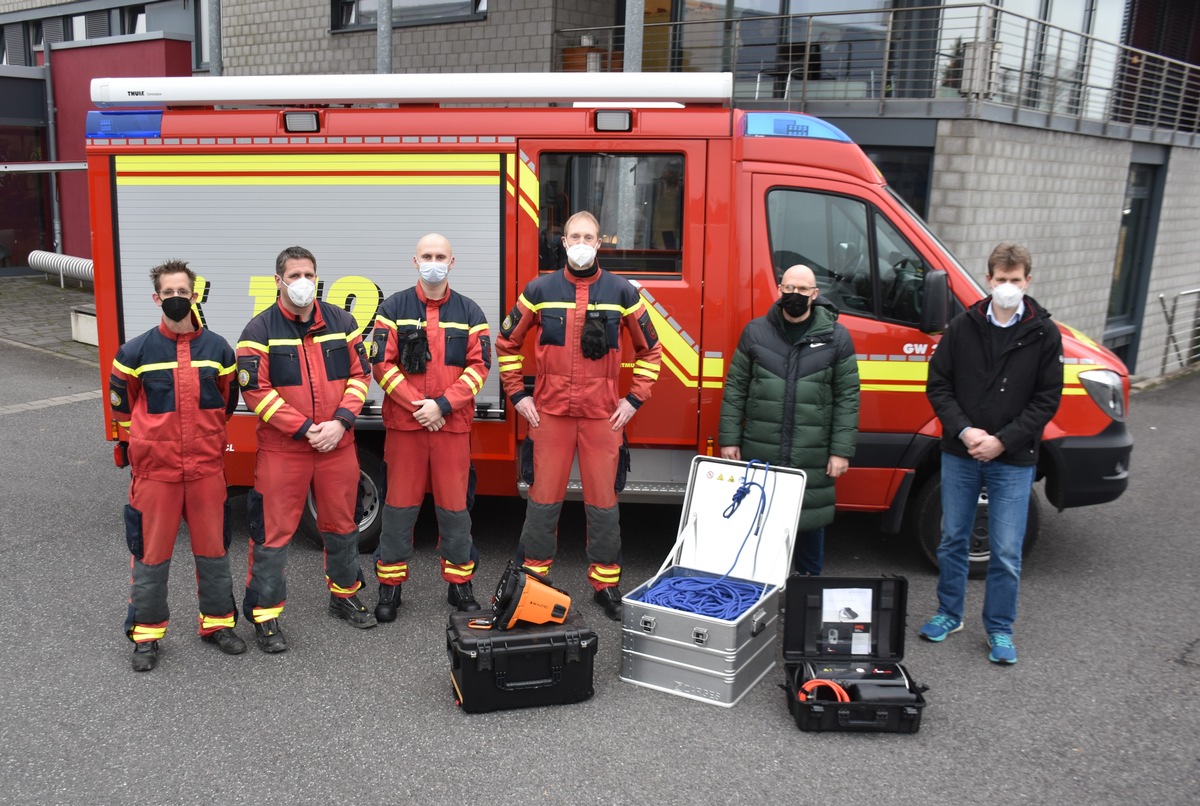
1041, 420, 1133, 510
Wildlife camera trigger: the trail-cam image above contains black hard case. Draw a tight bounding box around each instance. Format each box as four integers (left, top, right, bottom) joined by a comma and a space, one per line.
446, 608, 597, 713
783, 575, 927, 733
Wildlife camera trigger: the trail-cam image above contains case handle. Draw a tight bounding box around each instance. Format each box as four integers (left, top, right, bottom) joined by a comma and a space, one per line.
750, 609, 768, 636
837, 707, 889, 728
495, 668, 563, 691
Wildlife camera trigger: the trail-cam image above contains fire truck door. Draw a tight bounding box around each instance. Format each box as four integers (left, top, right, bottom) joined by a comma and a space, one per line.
515, 140, 709, 448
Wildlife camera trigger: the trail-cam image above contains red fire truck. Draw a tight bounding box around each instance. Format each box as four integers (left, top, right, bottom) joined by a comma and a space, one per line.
86, 73, 1131, 576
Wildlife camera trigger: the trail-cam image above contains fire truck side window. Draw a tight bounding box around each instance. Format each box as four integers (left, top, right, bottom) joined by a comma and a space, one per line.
766, 189, 874, 316
538, 153, 684, 277
874, 214, 929, 325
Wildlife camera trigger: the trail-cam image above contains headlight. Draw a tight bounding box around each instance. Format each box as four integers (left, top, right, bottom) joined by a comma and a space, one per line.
1078, 369, 1126, 422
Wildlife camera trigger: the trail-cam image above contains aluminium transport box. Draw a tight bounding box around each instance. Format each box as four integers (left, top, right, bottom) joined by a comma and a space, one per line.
620, 456, 806, 706
783, 576, 927, 733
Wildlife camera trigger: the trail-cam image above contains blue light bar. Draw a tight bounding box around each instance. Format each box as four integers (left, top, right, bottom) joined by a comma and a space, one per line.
743, 112, 851, 142
86, 110, 164, 139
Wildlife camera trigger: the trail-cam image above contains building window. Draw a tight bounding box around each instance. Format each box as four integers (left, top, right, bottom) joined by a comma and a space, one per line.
539, 153, 685, 277
123, 6, 147, 35
333, 1, 486, 32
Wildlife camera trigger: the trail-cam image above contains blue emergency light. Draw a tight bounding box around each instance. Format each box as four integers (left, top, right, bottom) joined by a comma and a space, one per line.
743, 112, 851, 143
86, 110, 164, 139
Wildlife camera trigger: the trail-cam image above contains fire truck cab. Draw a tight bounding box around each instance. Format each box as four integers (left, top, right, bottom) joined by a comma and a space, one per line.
86, 72, 1132, 576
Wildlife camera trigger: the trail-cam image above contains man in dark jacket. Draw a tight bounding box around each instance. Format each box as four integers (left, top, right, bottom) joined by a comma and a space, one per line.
919, 243, 1063, 665
718, 264, 860, 574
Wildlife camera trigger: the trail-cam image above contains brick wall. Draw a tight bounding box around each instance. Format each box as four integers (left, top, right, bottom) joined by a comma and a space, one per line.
927, 119, 1130, 344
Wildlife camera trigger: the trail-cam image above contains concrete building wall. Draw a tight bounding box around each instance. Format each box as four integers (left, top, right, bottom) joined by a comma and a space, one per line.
1135, 147, 1200, 378
217, 0, 615, 76
928, 119, 1130, 344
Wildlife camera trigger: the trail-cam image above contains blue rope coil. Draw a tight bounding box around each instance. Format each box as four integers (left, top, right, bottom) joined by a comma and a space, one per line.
636, 575, 765, 620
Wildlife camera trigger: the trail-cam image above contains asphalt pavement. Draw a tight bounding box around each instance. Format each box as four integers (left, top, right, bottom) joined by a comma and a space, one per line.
0, 274, 1197, 805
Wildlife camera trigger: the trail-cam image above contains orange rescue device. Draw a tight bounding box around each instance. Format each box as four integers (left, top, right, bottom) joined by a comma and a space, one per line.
491, 562, 572, 630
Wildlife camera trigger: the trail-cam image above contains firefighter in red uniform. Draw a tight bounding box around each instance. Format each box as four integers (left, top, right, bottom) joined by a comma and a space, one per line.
370, 233, 491, 618
236, 246, 375, 653
496, 211, 662, 620
110, 260, 244, 672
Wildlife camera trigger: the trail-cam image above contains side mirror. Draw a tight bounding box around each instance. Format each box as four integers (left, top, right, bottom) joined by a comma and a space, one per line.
920, 269, 950, 334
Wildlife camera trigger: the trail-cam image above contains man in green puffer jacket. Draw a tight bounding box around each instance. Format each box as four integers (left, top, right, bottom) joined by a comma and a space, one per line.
718, 264, 860, 574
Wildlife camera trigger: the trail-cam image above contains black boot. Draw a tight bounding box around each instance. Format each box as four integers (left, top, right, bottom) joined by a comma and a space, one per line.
593, 586, 624, 621
375, 584, 402, 622
329, 593, 378, 629
131, 640, 159, 672
447, 581, 481, 612
201, 627, 247, 655
254, 618, 288, 654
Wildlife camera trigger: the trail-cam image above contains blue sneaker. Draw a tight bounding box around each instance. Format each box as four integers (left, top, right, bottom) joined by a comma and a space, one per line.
918, 614, 963, 642
987, 633, 1018, 664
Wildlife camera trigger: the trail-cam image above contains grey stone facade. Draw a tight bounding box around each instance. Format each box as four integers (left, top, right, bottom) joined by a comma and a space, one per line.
928, 119, 1133, 351
217, 0, 615, 75
1137, 147, 1200, 378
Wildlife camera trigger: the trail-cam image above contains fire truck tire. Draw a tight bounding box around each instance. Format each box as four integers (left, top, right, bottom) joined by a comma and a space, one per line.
911, 474, 1040, 579
297, 450, 383, 555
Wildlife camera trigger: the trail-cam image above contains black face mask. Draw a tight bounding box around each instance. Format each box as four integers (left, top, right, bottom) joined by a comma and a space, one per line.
161, 296, 192, 322
779, 292, 811, 318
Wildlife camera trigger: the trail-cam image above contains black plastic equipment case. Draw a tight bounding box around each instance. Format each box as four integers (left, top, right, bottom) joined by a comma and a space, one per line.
783, 575, 927, 733
446, 608, 597, 713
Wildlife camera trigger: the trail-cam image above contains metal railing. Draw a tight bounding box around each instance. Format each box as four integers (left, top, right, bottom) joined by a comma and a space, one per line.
558, 4, 1200, 142
1159, 288, 1200, 374
28, 249, 93, 287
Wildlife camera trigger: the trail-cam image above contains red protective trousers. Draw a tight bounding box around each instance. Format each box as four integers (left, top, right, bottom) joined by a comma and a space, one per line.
528, 413, 621, 509
384, 429, 471, 510
127, 473, 234, 640
246, 442, 361, 622
521, 412, 623, 591
377, 428, 476, 583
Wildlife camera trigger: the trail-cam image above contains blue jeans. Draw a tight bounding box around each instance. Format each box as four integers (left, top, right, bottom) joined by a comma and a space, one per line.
793, 527, 824, 576
936, 452, 1035, 635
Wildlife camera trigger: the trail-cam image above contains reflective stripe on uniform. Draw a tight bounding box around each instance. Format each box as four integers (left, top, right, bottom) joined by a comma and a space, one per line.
588, 564, 621, 584
380, 366, 405, 394
633, 359, 660, 380
130, 624, 167, 642
327, 577, 363, 596
346, 378, 369, 402
375, 560, 409, 583
113, 359, 179, 377
252, 605, 284, 623
442, 560, 476, 579
200, 613, 236, 631
254, 389, 284, 422
461, 367, 484, 394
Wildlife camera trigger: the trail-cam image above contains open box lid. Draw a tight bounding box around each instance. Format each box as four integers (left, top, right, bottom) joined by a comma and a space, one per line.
660, 456, 807, 591
782, 575, 910, 663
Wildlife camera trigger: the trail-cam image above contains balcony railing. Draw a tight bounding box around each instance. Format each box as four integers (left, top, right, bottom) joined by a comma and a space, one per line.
558, 3, 1200, 144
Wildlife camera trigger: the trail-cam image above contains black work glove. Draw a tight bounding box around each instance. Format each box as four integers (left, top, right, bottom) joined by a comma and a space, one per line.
581, 312, 610, 360
399, 329, 430, 375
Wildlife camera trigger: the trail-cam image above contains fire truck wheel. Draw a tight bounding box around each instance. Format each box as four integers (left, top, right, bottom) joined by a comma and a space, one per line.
298, 458, 383, 555
911, 474, 1041, 579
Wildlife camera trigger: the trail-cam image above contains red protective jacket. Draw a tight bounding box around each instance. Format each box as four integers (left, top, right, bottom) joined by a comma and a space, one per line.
236, 299, 370, 451
371, 285, 491, 433
496, 266, 661, 419
109, 316, 237, 481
